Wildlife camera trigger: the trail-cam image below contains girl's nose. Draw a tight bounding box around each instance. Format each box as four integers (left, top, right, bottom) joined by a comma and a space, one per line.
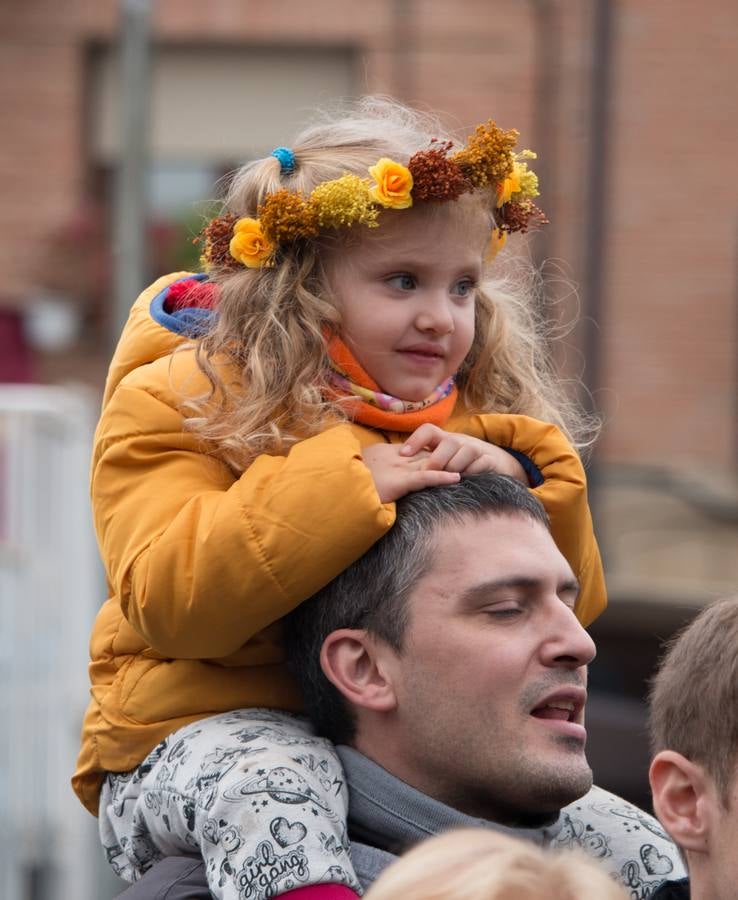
415, 293, 455, 334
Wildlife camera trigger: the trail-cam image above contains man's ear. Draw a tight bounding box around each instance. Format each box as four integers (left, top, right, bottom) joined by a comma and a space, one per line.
649, 750, 711, 853
320, 629, 398, 713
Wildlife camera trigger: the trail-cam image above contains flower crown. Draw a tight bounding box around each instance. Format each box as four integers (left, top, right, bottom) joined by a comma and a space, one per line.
196, 120, 547, 271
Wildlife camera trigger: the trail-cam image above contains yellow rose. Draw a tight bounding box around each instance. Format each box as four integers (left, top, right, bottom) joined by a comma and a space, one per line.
497, 153, 540, 207
484, 227, 507, 263
496, 167, 522, 208
229, 218, 274, 268
368, 158, 414, 209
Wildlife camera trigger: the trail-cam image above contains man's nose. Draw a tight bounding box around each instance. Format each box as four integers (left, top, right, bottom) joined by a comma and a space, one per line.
543, 603, 597, 668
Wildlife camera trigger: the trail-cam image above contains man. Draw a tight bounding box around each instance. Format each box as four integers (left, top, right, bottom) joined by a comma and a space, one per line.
285, 473, 683, 894
120, 475, 684, 897
648, 597, 738, 900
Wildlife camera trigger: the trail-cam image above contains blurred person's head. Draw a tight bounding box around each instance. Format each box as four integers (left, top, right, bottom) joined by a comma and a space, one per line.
648, 597, 738, 900
286, 473, 596, 826
363, 827, 628, 900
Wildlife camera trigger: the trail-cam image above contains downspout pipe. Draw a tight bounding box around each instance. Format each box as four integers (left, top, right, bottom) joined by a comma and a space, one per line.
528, 0, 559, 274
112, 0, 152, 346
580, 0, 615, 511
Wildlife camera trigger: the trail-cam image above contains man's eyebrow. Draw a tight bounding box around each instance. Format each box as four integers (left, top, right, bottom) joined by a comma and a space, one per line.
458, 577, 539, 605
458, 576, 581, 606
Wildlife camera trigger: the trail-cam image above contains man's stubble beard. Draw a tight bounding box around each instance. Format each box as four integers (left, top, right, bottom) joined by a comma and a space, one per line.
459, 733, 593, 826
398, 705, 594, 826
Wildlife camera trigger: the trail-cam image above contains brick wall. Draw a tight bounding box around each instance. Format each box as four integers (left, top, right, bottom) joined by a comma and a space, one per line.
598, 0, 737, 472
2, 0, 736, 479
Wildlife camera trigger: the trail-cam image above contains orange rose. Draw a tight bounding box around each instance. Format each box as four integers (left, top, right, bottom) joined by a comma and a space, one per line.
368, 158, 414, 209
229, 218, 274, 268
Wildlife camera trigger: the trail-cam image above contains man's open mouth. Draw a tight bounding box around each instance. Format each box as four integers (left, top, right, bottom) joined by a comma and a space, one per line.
531, 700, 577, 722
529, 688, 586, 729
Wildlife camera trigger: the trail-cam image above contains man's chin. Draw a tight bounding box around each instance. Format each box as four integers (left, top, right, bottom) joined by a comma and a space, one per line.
526, 726, 591, 788
473, 761, 593, 826
538, 761, 593, 810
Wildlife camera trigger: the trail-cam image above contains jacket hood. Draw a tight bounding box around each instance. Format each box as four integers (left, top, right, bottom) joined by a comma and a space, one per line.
101, 272, 211, 410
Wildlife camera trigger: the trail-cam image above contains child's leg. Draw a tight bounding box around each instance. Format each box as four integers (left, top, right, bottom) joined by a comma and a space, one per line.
99, 709, 358, 900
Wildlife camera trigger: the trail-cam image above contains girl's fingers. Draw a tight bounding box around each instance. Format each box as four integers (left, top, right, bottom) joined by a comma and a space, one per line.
404, 469, 461, 492
464, 455, 498, 475
463, 451, 528, 483
364, 447, 460, 501
397, 452, 433, 470
442, 445, 481, 473
424, 439, 461, 470
400, 423, 443, 456
426, 436, 489, 472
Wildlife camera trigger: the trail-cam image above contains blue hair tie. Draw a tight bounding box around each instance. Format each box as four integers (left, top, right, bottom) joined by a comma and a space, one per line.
271, 146, 296, 175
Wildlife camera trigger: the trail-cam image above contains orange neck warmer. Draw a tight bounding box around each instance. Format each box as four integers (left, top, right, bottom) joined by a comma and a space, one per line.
326, 333, 458, 432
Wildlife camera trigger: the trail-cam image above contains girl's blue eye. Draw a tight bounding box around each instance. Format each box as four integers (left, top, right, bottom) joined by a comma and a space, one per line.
387, 274, 416, 291
453, 279, 476, 297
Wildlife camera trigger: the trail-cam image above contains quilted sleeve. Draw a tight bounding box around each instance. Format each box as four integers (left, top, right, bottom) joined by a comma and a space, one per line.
92, 382, 395, 659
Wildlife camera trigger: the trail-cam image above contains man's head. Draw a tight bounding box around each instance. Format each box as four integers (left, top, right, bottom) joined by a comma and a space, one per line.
648, 597, 738, 900
286, 474, 596, 825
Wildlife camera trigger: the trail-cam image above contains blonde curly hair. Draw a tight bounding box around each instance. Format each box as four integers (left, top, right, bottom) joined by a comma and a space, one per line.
185, 97, 595, 472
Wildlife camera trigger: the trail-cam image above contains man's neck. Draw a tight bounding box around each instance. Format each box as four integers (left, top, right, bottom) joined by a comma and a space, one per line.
336, 745, 565, 854
349, 736, 561, 829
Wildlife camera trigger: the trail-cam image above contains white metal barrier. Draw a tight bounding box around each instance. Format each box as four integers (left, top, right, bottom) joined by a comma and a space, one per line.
0, 385, 104, 900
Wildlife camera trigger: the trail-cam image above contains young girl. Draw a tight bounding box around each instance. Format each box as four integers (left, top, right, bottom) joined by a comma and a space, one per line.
73, 98, 605, 900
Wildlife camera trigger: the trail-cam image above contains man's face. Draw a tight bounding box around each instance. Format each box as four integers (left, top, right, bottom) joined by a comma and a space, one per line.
369, 512, 596, 825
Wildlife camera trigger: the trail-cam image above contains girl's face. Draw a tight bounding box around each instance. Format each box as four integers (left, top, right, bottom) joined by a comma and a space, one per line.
326, 203, 487, 402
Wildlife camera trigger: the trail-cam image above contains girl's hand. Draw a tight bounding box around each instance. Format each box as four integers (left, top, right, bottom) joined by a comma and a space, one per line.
400, 424, 529, 484
362, 442, 461, 503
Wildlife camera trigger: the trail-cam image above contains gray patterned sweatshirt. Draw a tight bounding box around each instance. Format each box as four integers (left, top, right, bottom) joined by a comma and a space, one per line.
337, 746, 687, 898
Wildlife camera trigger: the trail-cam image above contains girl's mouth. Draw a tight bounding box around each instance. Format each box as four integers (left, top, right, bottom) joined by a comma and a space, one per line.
398, 343, 445, 361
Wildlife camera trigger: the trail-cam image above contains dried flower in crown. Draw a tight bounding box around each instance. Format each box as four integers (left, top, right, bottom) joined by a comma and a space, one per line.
499, 198, 549, 235
497, 150, 540, 208
258, 190, 319, 244
408, 141, 470, 202
452, 121, 518, 187
197, 116, 547, 271
514, 151, 540, 200
194, 213, 241, 271
310, 175, 380, 229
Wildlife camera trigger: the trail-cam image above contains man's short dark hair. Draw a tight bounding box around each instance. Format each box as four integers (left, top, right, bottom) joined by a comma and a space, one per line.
285, 473, 550, 744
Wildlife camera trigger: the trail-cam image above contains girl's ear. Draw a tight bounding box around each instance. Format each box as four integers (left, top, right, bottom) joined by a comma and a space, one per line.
649, 750, 711, 853
320, 629, 398, 713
